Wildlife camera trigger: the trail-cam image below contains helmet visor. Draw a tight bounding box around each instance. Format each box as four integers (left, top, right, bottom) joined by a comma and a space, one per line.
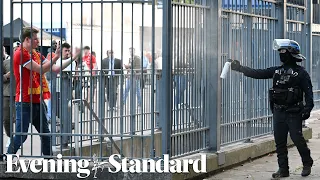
273, 39, 291, 51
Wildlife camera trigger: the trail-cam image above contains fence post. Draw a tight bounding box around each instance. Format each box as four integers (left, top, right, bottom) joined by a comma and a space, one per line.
307, 0, 314, 75
278, 0, 287, 39
0, 0, 4, 157
98, 75, 106, 142
245, 0, 253, 143
73, 102, 80, 156
51, 77, 57, 148
161, 0, 173, 157
206, 0, 222, 152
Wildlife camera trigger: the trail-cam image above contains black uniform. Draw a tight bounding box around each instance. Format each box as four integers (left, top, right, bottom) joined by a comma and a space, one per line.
232, 61, 314, 177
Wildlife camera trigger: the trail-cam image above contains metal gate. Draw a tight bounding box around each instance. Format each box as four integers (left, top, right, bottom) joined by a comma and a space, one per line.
0, 0, 319, 161
219, 0, 314, 146
169, 0, 209, 158
220, 0, 278, 145
0, 0, 160, 160
312, 32, 320, 109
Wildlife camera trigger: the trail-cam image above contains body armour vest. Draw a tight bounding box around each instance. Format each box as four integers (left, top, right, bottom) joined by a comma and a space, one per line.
269, 67, 303, 105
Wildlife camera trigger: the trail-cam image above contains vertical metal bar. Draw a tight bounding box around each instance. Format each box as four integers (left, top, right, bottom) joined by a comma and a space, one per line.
172, 4, 176, 155
177, 3, 180, 150
140, 2, 144, 158
99, 0, 104, 158
58, 1, 63, 152
120, 1, 124, 157
0, 0, 3, 157
307, 0, 313, 74
161, 0, 172, 156
69, 1, 74, 154
50, 1, 56, 150
39, 0, 44, 156
110, 2, 114, 155
187, 5, 192, 133
90, 2, 94, 158
70, 2, 74, 154
80, 0, 84, 157
30, 2, 34, 156
9, 0, 14, 159
202, 1, 207, 149
207, 0, 221, 151
130, 3, 135, 158
150, 0, 156, 158
278, 0, 287, 39
20, 0, 24, 156
246, 0, 253, 143
181, 1, 185, 153
74, 101, 80, 156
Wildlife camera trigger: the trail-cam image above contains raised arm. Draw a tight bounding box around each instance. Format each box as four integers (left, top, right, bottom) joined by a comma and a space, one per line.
231, 59, 277, 79
23, 53, 60, 74
51, 48, 81, 73
23, 43, 61, 74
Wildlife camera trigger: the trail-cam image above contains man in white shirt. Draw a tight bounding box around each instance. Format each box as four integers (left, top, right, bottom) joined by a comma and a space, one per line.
55, 42, 80, 148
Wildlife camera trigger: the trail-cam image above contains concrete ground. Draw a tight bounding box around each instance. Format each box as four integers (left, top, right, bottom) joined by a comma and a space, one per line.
206, 110, 320, 180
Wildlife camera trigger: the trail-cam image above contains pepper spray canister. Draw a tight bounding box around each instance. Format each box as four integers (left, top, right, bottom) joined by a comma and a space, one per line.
220, 59, 233, 79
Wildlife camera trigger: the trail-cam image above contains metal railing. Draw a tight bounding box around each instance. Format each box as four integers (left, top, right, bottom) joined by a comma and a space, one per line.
219, 0, 279, 146
50, 70, 162, 143
312, 33, 320, 109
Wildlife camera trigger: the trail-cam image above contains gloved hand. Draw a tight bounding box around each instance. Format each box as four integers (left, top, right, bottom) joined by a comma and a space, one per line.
230, 59, 241, 71
301, 108, 311, 120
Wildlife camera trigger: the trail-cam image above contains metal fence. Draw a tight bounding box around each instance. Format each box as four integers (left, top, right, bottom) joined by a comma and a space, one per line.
312, 32, 320, 109
220, 0, 278, 146
219, 0, 318, 146
0, 0, 319, 162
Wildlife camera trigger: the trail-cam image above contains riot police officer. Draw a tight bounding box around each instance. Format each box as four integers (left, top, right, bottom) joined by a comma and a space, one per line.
230, 39, 314, 178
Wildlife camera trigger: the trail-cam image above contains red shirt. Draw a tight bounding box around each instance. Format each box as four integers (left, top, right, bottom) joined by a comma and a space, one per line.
14, 47, 51, 103
83, 53, 96, 68
46, 52, 56, 60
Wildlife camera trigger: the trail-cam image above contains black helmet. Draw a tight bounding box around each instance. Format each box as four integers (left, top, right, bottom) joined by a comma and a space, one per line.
273, 39, 306, 62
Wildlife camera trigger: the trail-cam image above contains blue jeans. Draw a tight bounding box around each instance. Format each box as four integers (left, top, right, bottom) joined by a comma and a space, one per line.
74, 79, 82, 99
174, 75, 187, 106
7, 102, 52, 155
123, 78, 142, 107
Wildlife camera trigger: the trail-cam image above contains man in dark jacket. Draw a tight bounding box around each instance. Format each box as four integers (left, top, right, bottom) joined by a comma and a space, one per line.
101, 50, 122, 110
2, 46, 16, 148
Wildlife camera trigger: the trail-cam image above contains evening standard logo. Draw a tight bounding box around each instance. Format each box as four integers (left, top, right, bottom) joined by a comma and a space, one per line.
6, 154, 207, 178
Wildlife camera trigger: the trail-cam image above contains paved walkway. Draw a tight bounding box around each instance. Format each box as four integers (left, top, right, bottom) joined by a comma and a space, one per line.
207, 110, 320, 180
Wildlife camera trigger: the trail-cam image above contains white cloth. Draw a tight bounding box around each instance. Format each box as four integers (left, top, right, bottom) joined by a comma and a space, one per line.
155, 57, 162, 70
56, 58, 76, 73
55, 58, 76, 92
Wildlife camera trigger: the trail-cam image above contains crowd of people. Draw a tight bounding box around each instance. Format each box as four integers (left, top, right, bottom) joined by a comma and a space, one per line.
1, 26, 169, 155
1, 25, 196, 161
